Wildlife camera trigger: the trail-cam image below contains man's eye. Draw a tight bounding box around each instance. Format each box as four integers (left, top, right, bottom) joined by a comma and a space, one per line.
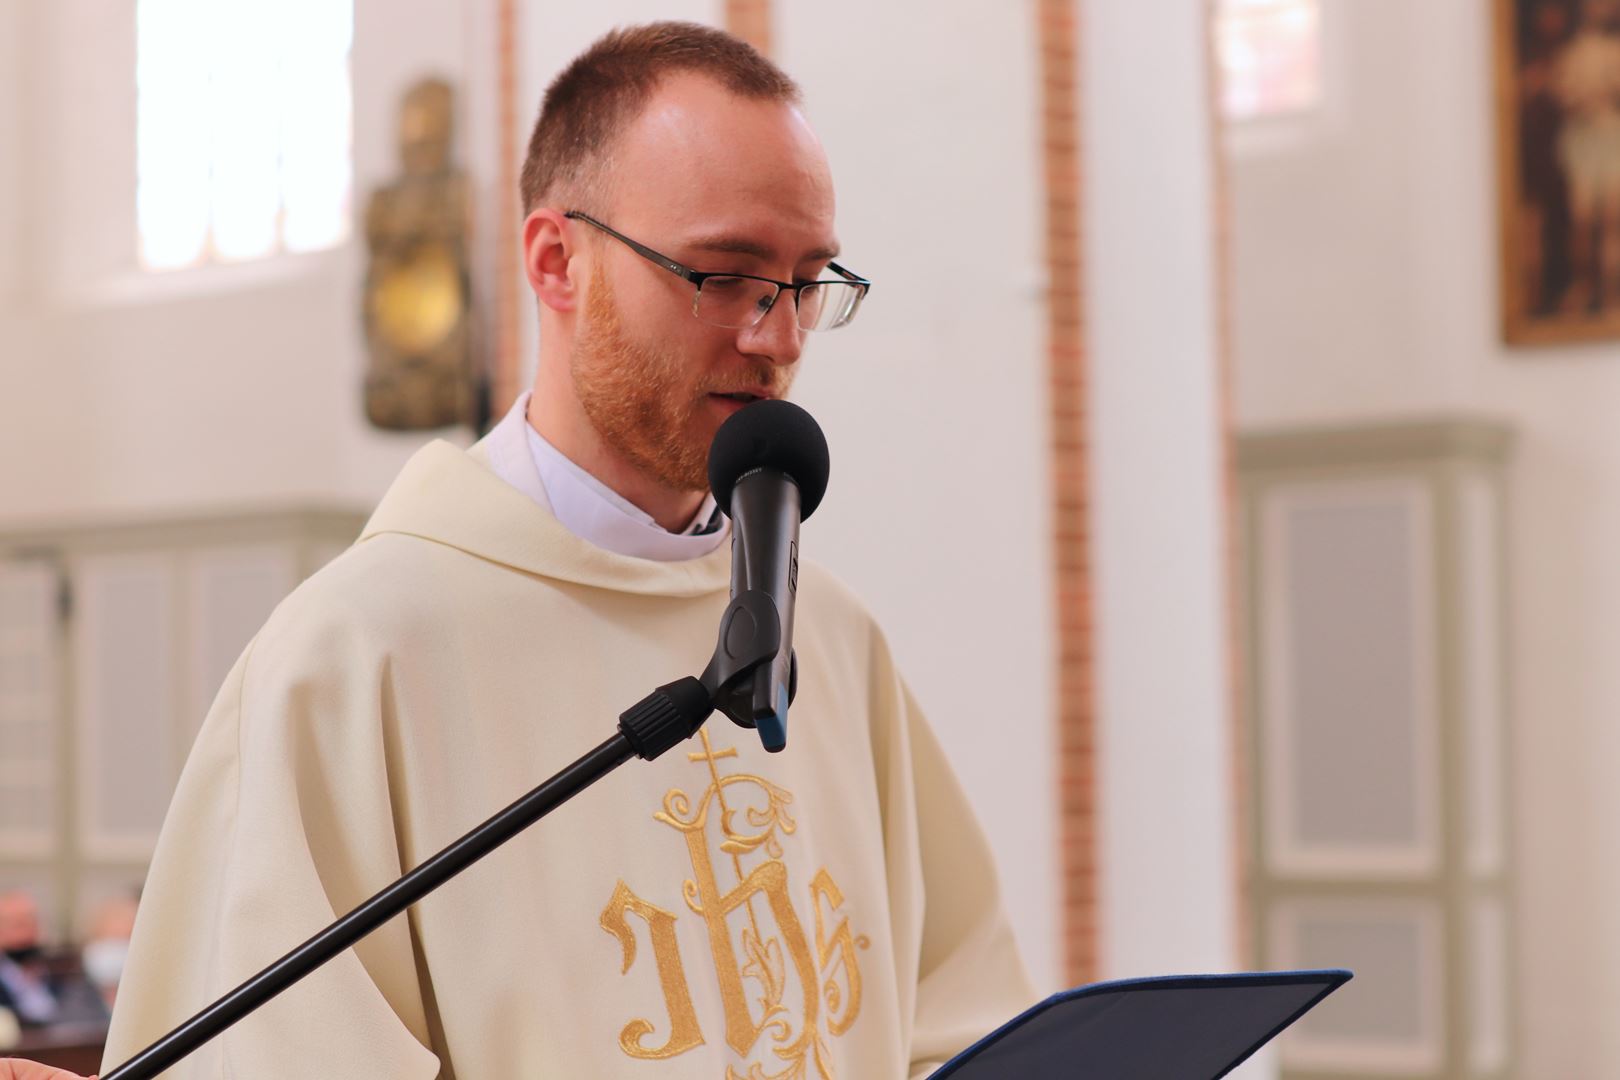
703, 276, 748, 294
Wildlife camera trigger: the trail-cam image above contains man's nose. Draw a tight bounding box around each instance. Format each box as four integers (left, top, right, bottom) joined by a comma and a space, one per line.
737, 292, 805, 367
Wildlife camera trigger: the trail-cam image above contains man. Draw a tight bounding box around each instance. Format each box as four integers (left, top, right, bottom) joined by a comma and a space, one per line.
91, 22, 1032, 1079
0, 892, 107, 1080
0, 893, 57, 1030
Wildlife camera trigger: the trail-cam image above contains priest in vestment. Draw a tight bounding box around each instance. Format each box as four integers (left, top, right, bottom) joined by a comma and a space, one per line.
97, 22, 1034, 1079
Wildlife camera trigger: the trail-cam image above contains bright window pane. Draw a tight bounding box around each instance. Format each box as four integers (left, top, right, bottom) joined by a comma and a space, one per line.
1216, 0, 1322, 122
280, 0, 354, 253
209, 0, 280, 260
136, 0, 353, 269
136, 0, 211, 269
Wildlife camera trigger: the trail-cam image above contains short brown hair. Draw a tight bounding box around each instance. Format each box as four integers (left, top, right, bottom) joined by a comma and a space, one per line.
519, 21, 800, 213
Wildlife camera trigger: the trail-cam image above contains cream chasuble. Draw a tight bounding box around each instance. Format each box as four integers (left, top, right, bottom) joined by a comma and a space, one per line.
102, 437, 1034, 1079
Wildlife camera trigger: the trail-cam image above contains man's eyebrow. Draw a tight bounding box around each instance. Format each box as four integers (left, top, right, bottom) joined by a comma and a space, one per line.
687, 235, 841, 264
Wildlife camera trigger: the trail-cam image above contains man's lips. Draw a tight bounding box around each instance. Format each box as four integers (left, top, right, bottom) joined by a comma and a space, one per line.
707, 390, 775, 404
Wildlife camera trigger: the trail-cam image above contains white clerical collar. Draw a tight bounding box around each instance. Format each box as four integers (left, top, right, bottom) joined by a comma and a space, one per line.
484, 391, 728, 562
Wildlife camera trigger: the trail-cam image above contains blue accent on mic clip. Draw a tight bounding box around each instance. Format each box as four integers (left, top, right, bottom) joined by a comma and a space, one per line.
758, 686, 789, 753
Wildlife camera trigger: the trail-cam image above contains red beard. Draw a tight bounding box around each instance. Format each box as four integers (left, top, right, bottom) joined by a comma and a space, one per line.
571, 264, 792, 492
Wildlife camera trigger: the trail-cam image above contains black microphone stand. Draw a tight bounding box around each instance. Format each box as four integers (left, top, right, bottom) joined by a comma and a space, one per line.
101, 590, 790, 1080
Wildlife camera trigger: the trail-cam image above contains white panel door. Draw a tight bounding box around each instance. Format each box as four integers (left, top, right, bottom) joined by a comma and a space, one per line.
0, 560, 61, 859
1271, 897, 1445, 1074
1259, 479, 1441, 878
73, 552, 180, 861
184, 543, 298, 743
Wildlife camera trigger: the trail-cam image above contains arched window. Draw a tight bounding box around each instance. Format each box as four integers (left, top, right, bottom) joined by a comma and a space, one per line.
1215, 0, 1322, 122
136, 0, 354, 270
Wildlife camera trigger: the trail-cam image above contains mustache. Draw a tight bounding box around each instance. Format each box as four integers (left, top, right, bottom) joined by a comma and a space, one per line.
697, 363, 791, 398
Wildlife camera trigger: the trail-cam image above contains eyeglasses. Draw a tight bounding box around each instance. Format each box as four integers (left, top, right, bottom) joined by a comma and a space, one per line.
564, 211, 871, 332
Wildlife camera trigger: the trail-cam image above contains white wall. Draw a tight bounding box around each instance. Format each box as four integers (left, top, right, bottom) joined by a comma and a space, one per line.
0, 0, 478, 525
776, 1, 1059, 993
1081, 0, 1242, 983
0, 0, 45, 487
0, 0, 24, 307
1229, 0, 1620, 1073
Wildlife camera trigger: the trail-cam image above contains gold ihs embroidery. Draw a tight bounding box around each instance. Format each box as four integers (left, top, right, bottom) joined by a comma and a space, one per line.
600, 882, 704, 1058
810, 869, 869, 1037
601, 730, 868, 1078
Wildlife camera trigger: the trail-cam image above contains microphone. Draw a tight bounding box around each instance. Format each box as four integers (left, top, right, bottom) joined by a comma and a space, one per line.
706, 399, 830, 752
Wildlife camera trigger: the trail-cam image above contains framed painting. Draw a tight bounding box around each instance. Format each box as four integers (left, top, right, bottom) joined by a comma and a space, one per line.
1497, 0, 1620, 344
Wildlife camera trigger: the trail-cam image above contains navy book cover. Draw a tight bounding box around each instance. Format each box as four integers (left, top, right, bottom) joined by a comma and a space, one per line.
929, 969, 1353, 1080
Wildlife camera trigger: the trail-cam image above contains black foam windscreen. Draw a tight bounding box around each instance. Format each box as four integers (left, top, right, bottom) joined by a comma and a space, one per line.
707, 399, 830, 520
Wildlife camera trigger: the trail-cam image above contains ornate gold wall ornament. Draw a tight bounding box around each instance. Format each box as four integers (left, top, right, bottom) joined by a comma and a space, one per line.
602, 731, 869, 1078
361, 76, 481, 430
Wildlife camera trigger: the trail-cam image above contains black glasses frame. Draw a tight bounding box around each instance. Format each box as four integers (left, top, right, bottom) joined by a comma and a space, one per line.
564, 210, 871, 329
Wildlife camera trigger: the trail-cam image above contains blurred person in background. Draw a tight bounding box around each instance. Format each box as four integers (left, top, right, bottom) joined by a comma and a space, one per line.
0, 892, 57, 1030
0, 895, 93, 1079
0, 893, 108, 1080
78, 896, 138, 1012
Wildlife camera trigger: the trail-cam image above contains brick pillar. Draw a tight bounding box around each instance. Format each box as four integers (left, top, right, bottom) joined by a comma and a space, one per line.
491, 0, 522, 419
1203, 0, 1249, 966
725, 0, 772, 55
1039, 0, 1098, 989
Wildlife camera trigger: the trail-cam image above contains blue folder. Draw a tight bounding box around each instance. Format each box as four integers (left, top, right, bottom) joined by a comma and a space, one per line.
929, 969, 1352, 1079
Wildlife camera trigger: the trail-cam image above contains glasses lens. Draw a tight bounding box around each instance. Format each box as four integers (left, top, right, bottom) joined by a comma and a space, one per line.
798, 282, 865, 332
695, 276, 780, 328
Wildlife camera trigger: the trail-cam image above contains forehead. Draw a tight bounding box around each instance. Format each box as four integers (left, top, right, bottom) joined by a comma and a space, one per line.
608, 73, 837, 256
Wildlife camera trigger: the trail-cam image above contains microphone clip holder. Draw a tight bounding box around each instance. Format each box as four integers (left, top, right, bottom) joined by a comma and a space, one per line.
698, 589, 797, 741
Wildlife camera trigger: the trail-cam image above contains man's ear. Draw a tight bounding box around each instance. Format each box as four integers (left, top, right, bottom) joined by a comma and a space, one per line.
523, 208, 579, 313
